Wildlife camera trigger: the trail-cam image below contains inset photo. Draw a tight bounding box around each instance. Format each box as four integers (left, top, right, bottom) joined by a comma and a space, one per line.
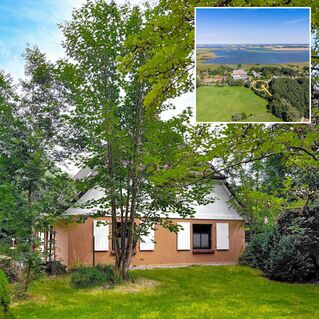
195, 7, 311, 123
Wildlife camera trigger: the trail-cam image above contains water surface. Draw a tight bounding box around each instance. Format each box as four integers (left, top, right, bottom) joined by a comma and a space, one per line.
202, 48, 309, 64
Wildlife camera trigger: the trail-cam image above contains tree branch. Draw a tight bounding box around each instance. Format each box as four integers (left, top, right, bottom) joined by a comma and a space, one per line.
289, 146, 318, 161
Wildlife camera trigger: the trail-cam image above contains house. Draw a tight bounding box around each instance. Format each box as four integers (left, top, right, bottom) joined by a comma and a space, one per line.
202, 77, 213, 84
232, 69, 248, 81
53, 169, 245, 268
212, 75, 227, 83
252, 71, 261, 78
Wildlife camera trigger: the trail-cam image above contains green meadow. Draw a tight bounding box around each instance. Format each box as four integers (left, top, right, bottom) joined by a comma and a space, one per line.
11, 266, 319, 319
196, 86, 282, 122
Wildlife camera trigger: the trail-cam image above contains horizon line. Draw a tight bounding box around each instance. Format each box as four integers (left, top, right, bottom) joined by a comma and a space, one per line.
197, 43, 309, 46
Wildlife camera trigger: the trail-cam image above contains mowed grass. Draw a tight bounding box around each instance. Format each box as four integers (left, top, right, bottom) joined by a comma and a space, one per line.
11, 266, 319, 319
196, 86, 282, 122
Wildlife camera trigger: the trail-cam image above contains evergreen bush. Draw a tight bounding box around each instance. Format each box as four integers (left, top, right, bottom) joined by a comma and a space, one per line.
240, 207, 319, 282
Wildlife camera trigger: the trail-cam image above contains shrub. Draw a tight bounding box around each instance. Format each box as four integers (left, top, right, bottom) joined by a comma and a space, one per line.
0, 270, 10, 314
241, 112, 247, 120
240, 207, 319, 282
45, 261, 67, 276
69, 265, 130, 289
239, 226, 274, 270
264, 234, 315, 282
70, 266, 108, 289
231, 112, 247, 121
95, 265, 122, 285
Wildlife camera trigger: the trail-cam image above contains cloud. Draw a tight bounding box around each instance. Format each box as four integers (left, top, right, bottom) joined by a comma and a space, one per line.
0, 0, 88, 81
0, 0, 147, 82
284, 18, 307, 25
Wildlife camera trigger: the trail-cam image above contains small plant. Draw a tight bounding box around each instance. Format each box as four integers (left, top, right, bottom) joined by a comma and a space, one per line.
17, 250, 43, 297
0, 270, 10, 315
70, 266, 108, 289
70, 265, 129, 289
95, 264, 122, 285
45, 261, 67, 276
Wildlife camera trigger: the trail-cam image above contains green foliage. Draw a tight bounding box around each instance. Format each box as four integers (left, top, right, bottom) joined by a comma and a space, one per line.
211, 124, 319, 224
70, 265, 121, 289
0, 270, 10, 314
95, 264, 123, 285
265, 234, 315, 282
70, 267, 107, 289
13, 251, 44, 299
228, 78, 245, 86
0, 54, 78, 292
269, 78, 309, 120
251, 65, 298, 77
240, 208, 319, 282
239, 226, 274, 269
55, 1, 218, 277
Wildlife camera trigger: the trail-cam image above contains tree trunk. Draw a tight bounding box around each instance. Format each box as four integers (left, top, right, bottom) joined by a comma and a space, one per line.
117, 81, 144, 279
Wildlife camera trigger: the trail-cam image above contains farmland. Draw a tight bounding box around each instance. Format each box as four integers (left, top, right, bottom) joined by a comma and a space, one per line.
196, 86, 283, 122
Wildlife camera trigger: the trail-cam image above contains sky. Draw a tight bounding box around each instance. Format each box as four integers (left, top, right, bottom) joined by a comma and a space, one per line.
0, 0, 145, 80
0, 0, 87, 80
196, 8, 310, 45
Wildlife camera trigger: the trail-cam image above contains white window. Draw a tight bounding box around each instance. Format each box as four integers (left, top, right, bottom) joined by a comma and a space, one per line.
93, 220, 109, 251
216, 223, 229, 250
140, 227, 155, 251
177, 222, 190, 250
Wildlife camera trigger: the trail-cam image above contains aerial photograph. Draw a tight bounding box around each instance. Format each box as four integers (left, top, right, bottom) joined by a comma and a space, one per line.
196, 8, 311, 123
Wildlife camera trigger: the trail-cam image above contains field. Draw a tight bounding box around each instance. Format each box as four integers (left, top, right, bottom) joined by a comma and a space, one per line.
11, 266, 319, 319
196, 62, 309, 72
196, 48, 217, 61
196, 86, 282, 122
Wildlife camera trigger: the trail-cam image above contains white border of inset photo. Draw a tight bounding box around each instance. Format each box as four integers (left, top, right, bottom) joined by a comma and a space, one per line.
194, 7, 311, 124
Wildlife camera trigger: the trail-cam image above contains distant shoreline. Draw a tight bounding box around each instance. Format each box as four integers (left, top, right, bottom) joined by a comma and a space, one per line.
271, 47, 309, 51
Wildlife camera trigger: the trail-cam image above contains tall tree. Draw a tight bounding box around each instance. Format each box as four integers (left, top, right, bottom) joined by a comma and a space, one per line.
58, 1, 214, 278
0, 56, 77, 294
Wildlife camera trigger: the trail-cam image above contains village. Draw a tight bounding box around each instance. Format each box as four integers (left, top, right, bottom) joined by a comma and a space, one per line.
197, 64, 309, 88
196, 63, 310, 123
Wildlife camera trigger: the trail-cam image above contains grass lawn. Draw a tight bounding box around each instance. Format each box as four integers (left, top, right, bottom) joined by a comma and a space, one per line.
11, 266, 319, 319
196, 86, 283, 122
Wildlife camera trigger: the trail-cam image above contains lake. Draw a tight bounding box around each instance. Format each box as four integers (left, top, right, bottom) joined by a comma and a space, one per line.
201, 48, 309, 64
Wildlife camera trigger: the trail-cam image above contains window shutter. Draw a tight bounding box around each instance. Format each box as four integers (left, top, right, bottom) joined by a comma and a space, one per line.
140, 227, 155, 251
39, 232, 45, 253
177, 222, 190, 250
216, 223, 229, 250
93, 220, 109, 251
